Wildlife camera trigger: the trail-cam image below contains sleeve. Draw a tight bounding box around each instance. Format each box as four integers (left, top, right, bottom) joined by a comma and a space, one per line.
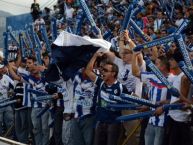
140, 72, 154, 83
4, 75, 14, 89
122, 84, 132, 95
63, 79, 75, 113
140, 60, 146, 72
20, 74, 31, 84
94, 76, 103, 87
113, 57, 123, 67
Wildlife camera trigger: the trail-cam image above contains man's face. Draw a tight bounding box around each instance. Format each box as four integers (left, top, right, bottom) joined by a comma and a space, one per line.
157, 12, 162, 19
119, 49, 133, 64
155, 58, 166, 72
26, 59, 35, 71
169, 58, 178, 69
43, 56, 50, 67
101, 64, 115, 82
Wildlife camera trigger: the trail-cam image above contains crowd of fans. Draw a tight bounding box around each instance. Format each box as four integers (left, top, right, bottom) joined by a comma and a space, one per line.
1, 0, 193, 145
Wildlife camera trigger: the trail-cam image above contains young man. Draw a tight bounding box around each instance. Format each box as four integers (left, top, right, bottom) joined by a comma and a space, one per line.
8, 56, 50, 145
69, 68, 96, 145
132, 53, 174, 145
85, 52, 128, 145
106, 30, 145, 96
166, 51, 192, 145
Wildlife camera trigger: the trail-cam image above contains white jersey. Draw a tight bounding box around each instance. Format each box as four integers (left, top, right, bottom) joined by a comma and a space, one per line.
169, 72, 191, 122
59, 79, 74, 114
141, 72, 175, 127
114, 57, 145, 97
0, 75, 14, 99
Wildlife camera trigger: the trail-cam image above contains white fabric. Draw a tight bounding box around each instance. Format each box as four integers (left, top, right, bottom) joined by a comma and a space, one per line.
53, 31, 111, 52
65, 7, 74, 19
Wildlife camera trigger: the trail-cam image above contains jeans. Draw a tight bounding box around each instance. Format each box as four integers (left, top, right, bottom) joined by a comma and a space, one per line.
0, 106, 14, 135
145, 124, 164, 145
139, 119, 149, 145
71, 115, 95, 145
31, 108, 49, 145
94, 122, 121, 145
53, 107, 64, 145
15, 109, 29, 143
62, 120, 75, 145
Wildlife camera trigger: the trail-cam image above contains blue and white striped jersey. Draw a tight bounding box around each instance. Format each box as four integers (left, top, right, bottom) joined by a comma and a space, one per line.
95, 76, 128, 107
141, 72, 174, 127
94, 76, 128, 122
73, 69, 95, 118
21, 74, 46, 108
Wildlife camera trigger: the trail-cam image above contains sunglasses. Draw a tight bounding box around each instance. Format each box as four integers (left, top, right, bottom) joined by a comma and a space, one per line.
120, 51, 132, 55
102, 68, 113, 73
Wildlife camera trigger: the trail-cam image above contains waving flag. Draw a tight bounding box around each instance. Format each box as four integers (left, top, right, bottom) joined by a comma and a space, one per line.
45, 31, 111, 82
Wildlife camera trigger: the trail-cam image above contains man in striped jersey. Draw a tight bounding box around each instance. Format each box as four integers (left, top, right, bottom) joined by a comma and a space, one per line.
8, 56, 50, 145
13, 59, 29, 144
132, 54, 174, 145
8, 57, 35, 144
69, 68, 96, 145
85, 52, 129, 145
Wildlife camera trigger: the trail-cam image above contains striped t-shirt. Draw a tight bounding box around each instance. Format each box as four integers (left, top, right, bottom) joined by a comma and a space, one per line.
141, 72, 174, 127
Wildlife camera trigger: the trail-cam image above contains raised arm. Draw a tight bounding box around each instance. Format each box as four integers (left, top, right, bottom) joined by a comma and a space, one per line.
119, 30, 136, 50
85, 52, 102, 82
132, 52, 142, 78
179, 75, 192, 104
120, 30, 144, 66
15, 50, 22, 67
7, 63, 21, 81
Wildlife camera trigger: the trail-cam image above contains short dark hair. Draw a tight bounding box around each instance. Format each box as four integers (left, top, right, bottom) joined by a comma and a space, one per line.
95, 54, 108, 68
42, 51, 50, 58
158, 56, 170, 71
27, 56, 36, 62
105, 61, 119, 78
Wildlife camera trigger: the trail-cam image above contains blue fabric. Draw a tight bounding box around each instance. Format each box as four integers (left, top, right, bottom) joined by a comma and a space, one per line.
46, 44, 100, 81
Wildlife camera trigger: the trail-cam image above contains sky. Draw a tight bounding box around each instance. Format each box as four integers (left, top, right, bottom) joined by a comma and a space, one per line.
0, 0, 57, 15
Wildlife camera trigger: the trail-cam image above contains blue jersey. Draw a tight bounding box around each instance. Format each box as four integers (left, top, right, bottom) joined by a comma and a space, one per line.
95, 76, 128, 122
